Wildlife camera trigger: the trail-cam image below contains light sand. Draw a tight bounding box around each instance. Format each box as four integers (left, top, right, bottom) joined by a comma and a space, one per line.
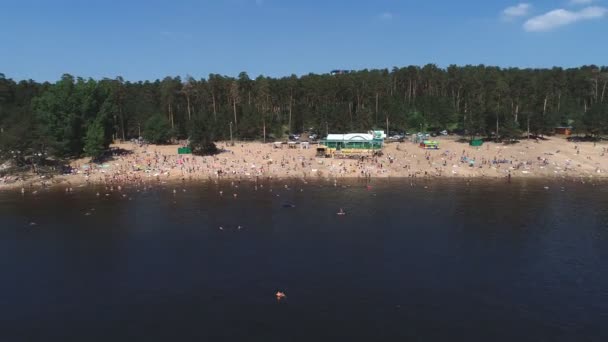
2, 136, 608, 191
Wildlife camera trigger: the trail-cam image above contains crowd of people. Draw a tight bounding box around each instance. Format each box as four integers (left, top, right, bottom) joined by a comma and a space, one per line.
2, 137, 608, 190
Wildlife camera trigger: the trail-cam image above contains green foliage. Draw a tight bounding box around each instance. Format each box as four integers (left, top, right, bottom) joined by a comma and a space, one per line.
32, 74, 108, 156
584, 104, 608, 135
83, 118, 107, 159
0, 108, 40, 164
188, 116, 218, 155
143, 114, 171, 144
407, 111, 425, 131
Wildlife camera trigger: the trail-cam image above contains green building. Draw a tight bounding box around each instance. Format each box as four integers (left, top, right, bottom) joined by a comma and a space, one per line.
320, 131, 385, 156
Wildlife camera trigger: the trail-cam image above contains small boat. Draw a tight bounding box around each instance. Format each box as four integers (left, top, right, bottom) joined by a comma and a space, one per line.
336, 208, 346, 216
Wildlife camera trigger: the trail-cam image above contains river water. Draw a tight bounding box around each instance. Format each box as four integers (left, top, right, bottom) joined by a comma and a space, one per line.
1, 179, 607, 341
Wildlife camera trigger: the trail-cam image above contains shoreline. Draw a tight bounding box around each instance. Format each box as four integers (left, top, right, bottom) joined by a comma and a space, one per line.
2, 137, 608, 192
3, 170, 607, 193
3, 174, 607, 195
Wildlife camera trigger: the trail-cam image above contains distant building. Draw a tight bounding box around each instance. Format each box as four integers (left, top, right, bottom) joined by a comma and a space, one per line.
555, 126, 572, 136
320, 131, 385, 157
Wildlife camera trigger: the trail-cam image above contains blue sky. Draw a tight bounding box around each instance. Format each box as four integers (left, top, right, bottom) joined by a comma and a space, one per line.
1, 0, 606, 82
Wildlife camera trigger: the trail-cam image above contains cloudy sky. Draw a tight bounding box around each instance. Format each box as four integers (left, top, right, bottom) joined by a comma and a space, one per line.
0, 0, 606, 81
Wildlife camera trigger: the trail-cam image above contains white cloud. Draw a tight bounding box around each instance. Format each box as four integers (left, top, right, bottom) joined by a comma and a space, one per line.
570, 0, 594, 5
523, 6, 607, 31
502, 3, 531, 20
378, 12, 393, 21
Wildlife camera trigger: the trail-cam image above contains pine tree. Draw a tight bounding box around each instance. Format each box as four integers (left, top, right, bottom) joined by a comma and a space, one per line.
83, 119, 106, 159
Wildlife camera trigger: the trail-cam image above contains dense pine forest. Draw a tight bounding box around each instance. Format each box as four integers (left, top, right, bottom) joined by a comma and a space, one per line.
1, 64, 608, 162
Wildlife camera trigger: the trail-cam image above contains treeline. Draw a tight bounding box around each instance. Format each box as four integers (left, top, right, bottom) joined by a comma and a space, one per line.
1, 64, 607, 162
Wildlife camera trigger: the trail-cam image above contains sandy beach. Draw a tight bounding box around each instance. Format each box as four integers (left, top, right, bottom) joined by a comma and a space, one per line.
2, 136, 608, 191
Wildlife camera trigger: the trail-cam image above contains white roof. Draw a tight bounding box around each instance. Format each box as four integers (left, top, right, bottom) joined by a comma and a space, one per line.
326, 133, 374, 141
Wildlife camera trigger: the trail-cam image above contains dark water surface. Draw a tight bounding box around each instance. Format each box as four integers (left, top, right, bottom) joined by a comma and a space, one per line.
1, 179, 608, 342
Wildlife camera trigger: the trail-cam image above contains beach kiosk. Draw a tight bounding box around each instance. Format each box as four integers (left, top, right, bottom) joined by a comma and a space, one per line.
178, 147, 192, 154
555, 126, 573, 136
470, 139, 483, 147
320, 130, 385, 157
420, 140, 439, 149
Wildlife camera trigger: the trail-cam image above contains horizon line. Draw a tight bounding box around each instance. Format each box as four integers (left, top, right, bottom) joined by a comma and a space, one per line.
3, 63, 607, 83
